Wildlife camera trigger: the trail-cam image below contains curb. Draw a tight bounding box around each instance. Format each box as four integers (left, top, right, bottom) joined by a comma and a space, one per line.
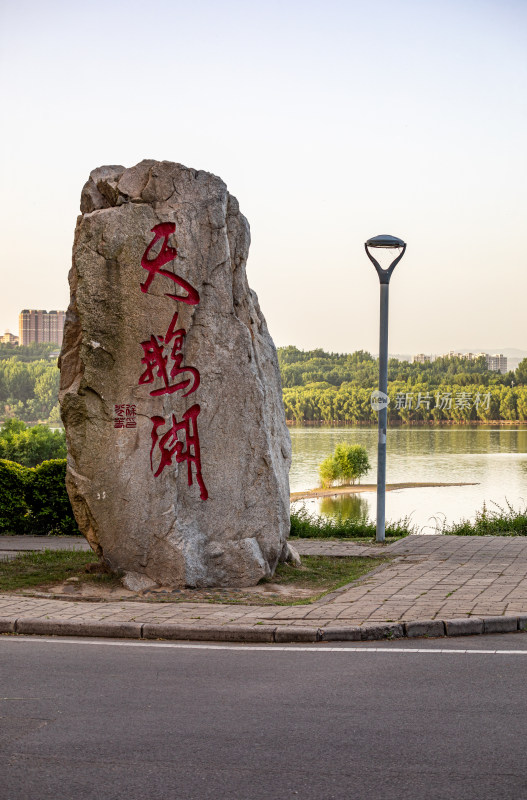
1, 614, 527, 643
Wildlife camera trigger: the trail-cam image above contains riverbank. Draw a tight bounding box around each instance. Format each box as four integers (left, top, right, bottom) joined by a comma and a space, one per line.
291, 481, 479, 501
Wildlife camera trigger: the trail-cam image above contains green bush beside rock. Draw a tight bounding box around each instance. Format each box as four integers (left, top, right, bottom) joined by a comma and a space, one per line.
0, 458, 78, 536
0, 459, 30, 534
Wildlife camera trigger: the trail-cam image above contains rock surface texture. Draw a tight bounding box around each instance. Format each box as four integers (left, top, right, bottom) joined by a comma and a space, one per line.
59, 160, 291, 588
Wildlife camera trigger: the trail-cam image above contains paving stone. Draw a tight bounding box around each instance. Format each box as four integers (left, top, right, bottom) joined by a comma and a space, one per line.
444, 617, 484, 636
271, 608, 310, 619
274, 626, 320, 643
360, 623, 404, 640
142, 623, 276, 642
405, 619, 446, 638
319, 627, 362, 642
15, 618, 142, 638
483, 616, 519, 634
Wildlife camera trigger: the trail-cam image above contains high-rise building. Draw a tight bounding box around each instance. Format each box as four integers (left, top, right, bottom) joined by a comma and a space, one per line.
487, 353, 508, 374
18, 309, 66, 346
441, 350, 508, 374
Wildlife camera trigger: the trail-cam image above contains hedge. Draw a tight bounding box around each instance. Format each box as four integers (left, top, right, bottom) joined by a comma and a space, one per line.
0, 458, 79, 535
0, 459, 30, 534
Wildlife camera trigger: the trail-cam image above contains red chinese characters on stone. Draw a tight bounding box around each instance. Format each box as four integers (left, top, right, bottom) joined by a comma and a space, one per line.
138, 312, 200, 397
140, 223, 200, 306
138, 221, 208, 500
149, 405, 208, 500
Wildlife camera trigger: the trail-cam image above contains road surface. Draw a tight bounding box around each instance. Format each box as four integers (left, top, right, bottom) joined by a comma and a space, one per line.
2, 633, 526, 799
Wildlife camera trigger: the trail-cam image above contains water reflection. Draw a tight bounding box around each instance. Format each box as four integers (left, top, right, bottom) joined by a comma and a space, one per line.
318, 493, 370, 521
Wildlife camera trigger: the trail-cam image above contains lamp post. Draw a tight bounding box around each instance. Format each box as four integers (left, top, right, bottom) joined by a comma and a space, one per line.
365, 234, 407, 542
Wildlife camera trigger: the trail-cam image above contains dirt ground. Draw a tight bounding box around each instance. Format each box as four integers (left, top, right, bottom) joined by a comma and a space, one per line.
15, 578, 324, 605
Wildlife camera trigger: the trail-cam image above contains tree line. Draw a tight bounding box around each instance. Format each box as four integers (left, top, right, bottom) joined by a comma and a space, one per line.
278, 346, 525, 390
1, 342, 526, 425
282, 382, 527, 423
278, 348, 527, 423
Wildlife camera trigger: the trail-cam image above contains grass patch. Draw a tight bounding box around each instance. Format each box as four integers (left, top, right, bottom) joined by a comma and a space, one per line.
289, 535, 404, 545
436, 500, 527, 536
265, 554, 385, 592
0, 550, 118, 591
290, 505, 413, 539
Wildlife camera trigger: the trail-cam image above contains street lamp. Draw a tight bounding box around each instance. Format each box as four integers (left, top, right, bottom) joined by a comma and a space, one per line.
365, 234, 407, 542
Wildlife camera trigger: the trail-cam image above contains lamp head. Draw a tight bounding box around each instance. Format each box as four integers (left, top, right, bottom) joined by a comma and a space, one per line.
365, 234, 406, 249
364, 234, 407, 284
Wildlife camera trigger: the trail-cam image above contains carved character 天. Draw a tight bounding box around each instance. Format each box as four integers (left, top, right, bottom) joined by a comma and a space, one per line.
140, 222, 200, 305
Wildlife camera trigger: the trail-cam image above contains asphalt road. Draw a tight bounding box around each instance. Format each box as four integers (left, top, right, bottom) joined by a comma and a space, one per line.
2, 633, 527, 800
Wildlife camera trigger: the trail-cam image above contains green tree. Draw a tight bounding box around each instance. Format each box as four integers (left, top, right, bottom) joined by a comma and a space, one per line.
339, 444, 371, 484
5, 360, 35, 404
0, 420, 66, 467
517, 387, 527, 421
0, 418, 26, 437
0, 358, 60, 421
515, 358, 527, 386
500, 388, 517, 421
319, 456, 339, 488
34, 369, 60, 409
318, 444, 371, 487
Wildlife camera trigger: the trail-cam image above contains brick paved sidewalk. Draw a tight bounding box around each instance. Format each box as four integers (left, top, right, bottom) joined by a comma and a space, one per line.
315, 535, 527, 623
2, 536, 527, 641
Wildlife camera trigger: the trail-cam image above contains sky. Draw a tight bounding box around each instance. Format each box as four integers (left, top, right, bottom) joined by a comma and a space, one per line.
0, 0, 526, 356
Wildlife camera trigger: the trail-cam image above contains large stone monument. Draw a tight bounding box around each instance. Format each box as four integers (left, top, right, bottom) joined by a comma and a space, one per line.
59, 160, 291, 590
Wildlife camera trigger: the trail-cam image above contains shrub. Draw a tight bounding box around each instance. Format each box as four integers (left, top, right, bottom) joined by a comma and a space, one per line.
290, 505, 412, 539
0, 459, 30, 534
0, 457, 79, 536
437, 500, 527, 536
25, 459, 78, 535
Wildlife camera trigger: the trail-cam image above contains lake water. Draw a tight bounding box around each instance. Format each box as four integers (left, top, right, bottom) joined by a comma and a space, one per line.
289, 425, 527, 532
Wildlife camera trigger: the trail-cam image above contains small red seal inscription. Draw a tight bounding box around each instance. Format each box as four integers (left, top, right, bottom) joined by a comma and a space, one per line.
114, 404, 137, 429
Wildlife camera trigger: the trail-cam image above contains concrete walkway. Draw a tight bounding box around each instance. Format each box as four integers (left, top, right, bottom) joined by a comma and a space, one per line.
0, 536, 90, 560
2, 535, 527, 642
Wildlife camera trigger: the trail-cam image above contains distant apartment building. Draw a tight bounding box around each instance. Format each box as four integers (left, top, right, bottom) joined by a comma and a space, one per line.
443, 351, 478, 361
471, 351, 508, 373
441, 350, 508, 374
413, 353, 435, 364
486, 353, 508, 374
0, 330, 19, 345
18, 309, 66, 346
